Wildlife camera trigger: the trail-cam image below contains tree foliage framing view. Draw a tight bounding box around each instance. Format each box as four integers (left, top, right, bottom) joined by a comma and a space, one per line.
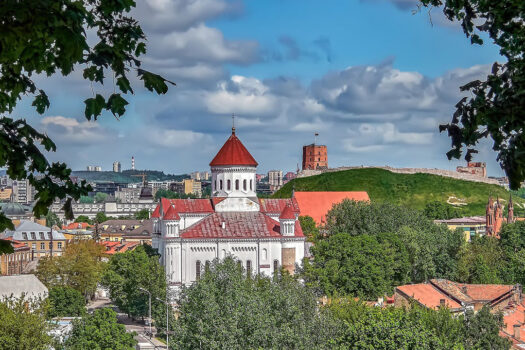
0, 0, 174, 232
419, 0, 525, 189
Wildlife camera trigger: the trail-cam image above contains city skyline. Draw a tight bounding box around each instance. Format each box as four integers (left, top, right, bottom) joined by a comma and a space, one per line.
9, 0, 505, 176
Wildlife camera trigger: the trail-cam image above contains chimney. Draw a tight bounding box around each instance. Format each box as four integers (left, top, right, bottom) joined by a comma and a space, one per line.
462, 286, 468, 294
221, 222, 225, 229
439, 299, 446, 307
514, 324, 520, 340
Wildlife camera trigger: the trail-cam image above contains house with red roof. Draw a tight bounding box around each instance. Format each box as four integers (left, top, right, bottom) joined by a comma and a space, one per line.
152, 128, 306, 290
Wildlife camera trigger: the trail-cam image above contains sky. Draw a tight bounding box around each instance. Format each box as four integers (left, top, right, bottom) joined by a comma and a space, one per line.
12, 0, 505, 176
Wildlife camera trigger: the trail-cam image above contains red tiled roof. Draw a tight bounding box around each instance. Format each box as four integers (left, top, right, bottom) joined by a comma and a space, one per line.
151, 205, 161, 218
293, 191, 370, 225
156, 198, 214, 218
62, 222, 92, 230
501, 299, 525, 348
164, 205, 180, 220
430, 279, 514, 303
396, 283, 462, 310
209, 131, 258, 167
4, 237, 30, 251
181, 212, 304, 239
99, 241, 140, 255
279, 204, 296, 220
259, 198, 300, 214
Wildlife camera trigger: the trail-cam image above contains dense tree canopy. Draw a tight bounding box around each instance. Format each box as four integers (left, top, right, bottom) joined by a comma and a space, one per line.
101, 245, 167, 321
423, 201, 462, 220
0, 296, 52, 350
45, 211, 62, 228
0, 0, 174, 232
47, 286, 86, 318
419, 0, 525, 189
64, 308, 136, 350
154, 189, 196, 201
173, 257, 337, 349
36, 240, 105, 298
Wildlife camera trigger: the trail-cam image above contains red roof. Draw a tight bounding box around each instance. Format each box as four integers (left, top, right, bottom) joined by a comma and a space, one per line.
501, 298, 525, 348
157, 198, 214, 217
62, 222, 92, 230
151, 205, 161, 218
164, 205, 180, 220
181, 212, 304, 239
396, 283, 462, 310
99, 241, 140, 255
279, 204, 296, 220
293, 191, 370, 225
209, 130, 258, 167
259, 198, 300, 214
4, 237, 30, 251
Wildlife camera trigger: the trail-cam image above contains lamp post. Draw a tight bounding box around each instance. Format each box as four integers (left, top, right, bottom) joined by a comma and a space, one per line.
138, 287, 152, 336
156, 297, 169, 348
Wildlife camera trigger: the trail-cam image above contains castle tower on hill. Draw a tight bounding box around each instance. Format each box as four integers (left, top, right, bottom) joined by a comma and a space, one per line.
302, 143, 328, 171
486, 195, 515, 237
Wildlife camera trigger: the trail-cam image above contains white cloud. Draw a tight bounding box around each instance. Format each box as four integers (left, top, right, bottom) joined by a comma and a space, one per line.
148, 128, 211, 147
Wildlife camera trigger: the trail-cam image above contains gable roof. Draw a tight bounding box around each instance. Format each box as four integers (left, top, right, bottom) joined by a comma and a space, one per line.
0, 274, 48, 299
181, 212, 304, 239
279, 204, 296, 220
293, 191, 370, 225
396, 283, 462, 310
164, 205, 180, 220
259, 198, 300, 214
209, 130, 258, 167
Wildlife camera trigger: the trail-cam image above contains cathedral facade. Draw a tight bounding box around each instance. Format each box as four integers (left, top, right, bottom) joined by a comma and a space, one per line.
151, 128, 306, 290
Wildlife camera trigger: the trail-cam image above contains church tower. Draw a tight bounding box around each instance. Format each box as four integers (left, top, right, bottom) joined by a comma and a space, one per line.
508, 195, 515, 224
486, 196, 495, 235
210, 127, 259, 211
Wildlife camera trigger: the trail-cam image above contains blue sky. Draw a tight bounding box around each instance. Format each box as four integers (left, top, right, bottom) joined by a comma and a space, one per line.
16, 0, 506, 176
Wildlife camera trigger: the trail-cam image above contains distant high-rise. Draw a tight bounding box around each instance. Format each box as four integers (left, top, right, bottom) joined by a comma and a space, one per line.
131, 156, 135, 171
113, 161, 121, 173
86, 165, 102, 172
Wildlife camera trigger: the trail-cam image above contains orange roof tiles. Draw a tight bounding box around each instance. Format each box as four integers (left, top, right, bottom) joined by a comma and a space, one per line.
396, 283, 462, 310
279, 204, 296, 220
62, 222, 92, 230
293, 191, 370, 225
164, 205, 180, 220
209, 131, 258, 167
99, 241, 139, 255
258, 198, 300, 214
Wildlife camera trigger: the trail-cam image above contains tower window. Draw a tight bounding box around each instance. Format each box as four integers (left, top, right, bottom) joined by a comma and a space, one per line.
235, 179, 239, 190
196, 260, 201, 280
214, 180, 217, 190
227, 180, 231, 191
250, 180, 253, 190
246, 260, 252, 276
220, 180, 223, 190
273, 259, 279, 274
243, 179, 247, 191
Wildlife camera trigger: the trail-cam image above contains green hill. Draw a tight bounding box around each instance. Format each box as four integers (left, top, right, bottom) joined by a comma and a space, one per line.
272, 168, 522, 217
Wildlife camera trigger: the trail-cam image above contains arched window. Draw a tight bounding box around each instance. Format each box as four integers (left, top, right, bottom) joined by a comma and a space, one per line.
262, 248, 267, 260
220, 180, 223, 190
273, 259, 279, 274
235, 179, 239, 190
250, 180, 253, 191
227, 179, 231, 191
221, 249, 226, 259
214, 180, 217, 190
196, 260, 201, 280
246, 260, 252, 276
243, 179, 247, 191
205, 260, 210, 272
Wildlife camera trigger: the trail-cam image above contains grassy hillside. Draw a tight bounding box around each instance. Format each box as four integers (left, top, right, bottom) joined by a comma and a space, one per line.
273, 168, 522, 217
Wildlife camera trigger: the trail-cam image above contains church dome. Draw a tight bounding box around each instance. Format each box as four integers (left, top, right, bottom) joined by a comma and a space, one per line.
209, 129, 258, 167
0, 202, 27, 216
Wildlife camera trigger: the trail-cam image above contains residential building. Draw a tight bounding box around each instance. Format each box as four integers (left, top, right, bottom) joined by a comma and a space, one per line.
99, 219, 152, 244
293, 191, 370, 225
113, 161, 121, 173
60, 222, 93, 241
434, 216, 487, 241
86, 165, 102, 172
0, 187, 12, 202
170, 179, 202, 197
12, 179, 34, 204
268, 170, 283, 191
152, 128, 306, 292
394, 279, 521, 314
457, 162, 487, 178
501, 299, 525, 349
0, 274, 48, 300
0, 220, 66, 258
302, 144, 328, 170
115, 187, 142, 203
0, 238, 31, 275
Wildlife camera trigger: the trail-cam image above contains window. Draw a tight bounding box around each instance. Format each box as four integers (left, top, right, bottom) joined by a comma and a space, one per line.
220, 180, 223, 190
196, 260, 201, 280
243, 179, 247, 191
235, 179, 239, 190
57, 242, 62, 249
105, 237, 109, 242
262, 248, 267, 260
250, 180, 253, 191
40, 242, 45, 250
273, 259, 279, 274
22, 232, 28, 240
205, 260, 210, 272
31, 243, 36, 251
39, 232, 44, 240
246, 260, 252, 276
47, 232, 52, 239
227, 179, 231, 191
30, 232, 36, 240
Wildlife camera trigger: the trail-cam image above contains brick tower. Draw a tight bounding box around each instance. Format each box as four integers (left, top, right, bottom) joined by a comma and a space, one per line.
302, 144, 328, 170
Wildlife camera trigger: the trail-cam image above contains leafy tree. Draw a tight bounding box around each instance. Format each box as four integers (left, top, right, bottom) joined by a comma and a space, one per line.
101, 245, 167, 321
173, 257, 337, 349
47, 287, 86, 318
95, 212, 108, 224
423, 201, 461, 220
418, 0, 525, 189
0, 1, 174, 232
463, 306, 511, 350
457, 236, 505, 284
299, 215, 320, 242
74, 215, 93, 225
78, 196, 94, 204
303, 232, 410, 298
36, 240, 105, 299
94, 193, 108, 203
0, 296, 53, 350
64, 308, 136, 350
134, 209, 150, 220
45, 211, 62, 228
154, 189, 195, 201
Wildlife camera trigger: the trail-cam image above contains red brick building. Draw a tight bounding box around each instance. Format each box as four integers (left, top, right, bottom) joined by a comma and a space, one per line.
457, 162, 487, 177
486, 196, 515, 238
302, 144, 328, 170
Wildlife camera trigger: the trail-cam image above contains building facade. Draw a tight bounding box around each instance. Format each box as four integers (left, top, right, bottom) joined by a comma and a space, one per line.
113, 161, 121, 173
302, 144, 328, 170
1, 220, 66, 258
12, 179, 34, 204
152, 128, 306, 292
0, 238, 31, 275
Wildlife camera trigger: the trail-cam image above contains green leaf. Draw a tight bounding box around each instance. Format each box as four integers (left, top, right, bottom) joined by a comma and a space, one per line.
31, 90, 50, 114
84, 94, 106, 120
116, 76, 133, 94
138, 69, 175, 94
106, 93, 129, 117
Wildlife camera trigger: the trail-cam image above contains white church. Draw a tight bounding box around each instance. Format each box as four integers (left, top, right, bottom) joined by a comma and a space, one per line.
151, 127, 306, 290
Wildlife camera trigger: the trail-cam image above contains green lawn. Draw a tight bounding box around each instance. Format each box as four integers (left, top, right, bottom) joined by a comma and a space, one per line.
273, 168, 521, 217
